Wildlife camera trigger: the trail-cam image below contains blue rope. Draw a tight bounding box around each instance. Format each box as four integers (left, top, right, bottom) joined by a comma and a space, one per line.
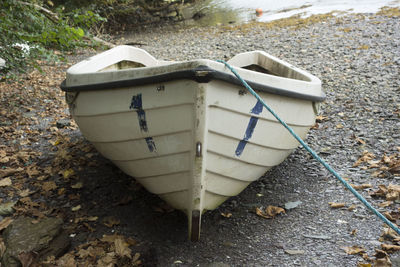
217, 59, 400, 235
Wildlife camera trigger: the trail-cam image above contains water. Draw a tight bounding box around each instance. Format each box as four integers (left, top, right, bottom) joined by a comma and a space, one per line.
186, 0, 400, 26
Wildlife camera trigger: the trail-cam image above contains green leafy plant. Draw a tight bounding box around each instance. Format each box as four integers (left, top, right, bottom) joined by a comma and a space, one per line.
0, 0, 105, 79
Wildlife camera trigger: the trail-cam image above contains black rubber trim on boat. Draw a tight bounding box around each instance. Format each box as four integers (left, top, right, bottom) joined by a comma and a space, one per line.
60, 65, 326, 102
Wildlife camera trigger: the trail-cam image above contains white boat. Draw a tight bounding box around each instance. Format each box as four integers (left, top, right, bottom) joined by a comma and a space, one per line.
61, 46, 324, 240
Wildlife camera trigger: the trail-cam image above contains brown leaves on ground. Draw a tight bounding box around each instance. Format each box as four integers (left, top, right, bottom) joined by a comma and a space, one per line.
221, 212, 232, 218
342, 245, 366, 255
0, 57, 145, 266
103, 216, 121, 228
0, 217, 13, 231
371, 184, 400, 202
255, 205, 285, 219
381, 243, 400, 252
353, 150, 400, 177
351, 184, 372, 190
328, 202, 346, 208
44, 235, 141, 267
374, 249, 392, 267
0, 178, 12, 187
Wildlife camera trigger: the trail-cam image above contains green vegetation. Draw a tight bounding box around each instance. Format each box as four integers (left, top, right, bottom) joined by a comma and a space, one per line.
0, 0, 196, 78
0, 0, 109, 78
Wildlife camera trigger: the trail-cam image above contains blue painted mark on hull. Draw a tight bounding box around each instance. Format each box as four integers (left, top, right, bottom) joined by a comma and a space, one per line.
235, 100, 264, 156
130, 93, 149, 132
251, 99, 264, 114
145, 137, 157, 152
129, 94, 142, 110
130, 93, 156, 152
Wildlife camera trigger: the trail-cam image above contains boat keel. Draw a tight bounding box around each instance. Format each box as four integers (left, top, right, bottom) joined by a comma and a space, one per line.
190, 210, 201, 241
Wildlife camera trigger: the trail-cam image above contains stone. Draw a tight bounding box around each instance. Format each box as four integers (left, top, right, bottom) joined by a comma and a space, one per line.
284, 201, 302, 210
0, 201, 16, 216
285, 249, 305, 255
0, 58, 5, 69
1, 217, 70, 267
302, 234, 331, 240
56, 119, 71, 129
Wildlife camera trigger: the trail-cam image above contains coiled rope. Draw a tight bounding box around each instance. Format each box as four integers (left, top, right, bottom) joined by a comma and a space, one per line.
217, 59, 400, 235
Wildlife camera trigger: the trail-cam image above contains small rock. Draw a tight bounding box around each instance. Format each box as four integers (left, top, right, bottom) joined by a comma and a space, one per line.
302, 234, 331, 240
0, 58, 5, 69
1, 216, 70, 267
56, 119, 71, 129
285, 249, 305, 255
0, 201, 16, 216
285, 201, 302, 210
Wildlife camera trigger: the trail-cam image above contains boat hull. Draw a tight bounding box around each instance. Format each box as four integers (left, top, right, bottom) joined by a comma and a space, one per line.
61, 46, 324, 240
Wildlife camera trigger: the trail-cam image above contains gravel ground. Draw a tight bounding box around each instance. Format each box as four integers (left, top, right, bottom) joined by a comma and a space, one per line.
106, 12, 400, 266
2, 11, 397, 267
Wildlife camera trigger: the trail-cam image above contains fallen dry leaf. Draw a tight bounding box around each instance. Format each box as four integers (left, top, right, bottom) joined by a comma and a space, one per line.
0, 217, 13, 231
97, 253, 116, 266
26, 165, 40, 178
351, 183, 372, 190
221, 212, 232, 218
0, 178, 12, 187
71, 182, 83, 189
381, 243, 400, 252
374, 249, 391, 267
0, 239, 5, 258
341, 245, 366, 255
71, 205, 81, 212
353, 151, 375, 167
329, 202, 346, 208
115, 238, 132, 258
378, 201, 393, 208
132, 252, 141, 265
56, 253, 77, 267
42, 181, 57, 192
62, 168, 75, 179
18, 189, 34, 198
101, 234, 125, 243
371, 185, 388, 198
0, 167, 23, 178
77, 245, 105, 259
355, 137, 366, 145
0, 150, 9, 163
316, 115, 328, 122
87, 216, 98, 222
380, 227, 400, 242
385, 190, 399, 201
256, 206, 285, 219
347, 204, 357, 211
389, 163, 400, 174
103, 216, 120, 227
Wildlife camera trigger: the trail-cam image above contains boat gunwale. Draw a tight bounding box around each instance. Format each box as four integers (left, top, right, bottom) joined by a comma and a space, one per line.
60, 65, 326, 102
